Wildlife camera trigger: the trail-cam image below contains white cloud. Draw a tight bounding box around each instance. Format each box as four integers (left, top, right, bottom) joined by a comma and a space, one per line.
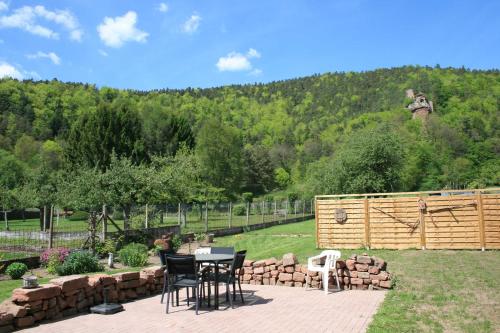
27, 51, 61, 65
247, 48, 261, 59
0, 5, 83, 41
98, 49, 109, 57
0, 2, 8, 11
97, 11, 148, 48
182, 14, 201, 34
216, 48, 262, 73
0, 62, 23, 79
216, 52, 252, 72
157, 3, 168, 12
249, 69, 263, 76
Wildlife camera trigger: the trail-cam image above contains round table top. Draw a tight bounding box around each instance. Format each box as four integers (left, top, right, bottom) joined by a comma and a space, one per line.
195, 253, 234, 263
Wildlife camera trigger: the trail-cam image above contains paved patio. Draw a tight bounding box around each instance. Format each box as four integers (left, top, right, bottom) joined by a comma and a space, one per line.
20, 285, 386, 333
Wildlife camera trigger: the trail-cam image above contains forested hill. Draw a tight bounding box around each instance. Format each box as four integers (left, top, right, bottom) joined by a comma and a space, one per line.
0, 65, 499, 200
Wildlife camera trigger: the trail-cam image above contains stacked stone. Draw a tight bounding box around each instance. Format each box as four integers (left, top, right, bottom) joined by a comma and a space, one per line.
238, 253, 392, 291
0, 267, 165, 332
343, 254, 391, 290
239, 253, 344, 289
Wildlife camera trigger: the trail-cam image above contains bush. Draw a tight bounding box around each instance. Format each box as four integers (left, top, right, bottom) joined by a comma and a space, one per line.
242, 192, 253, 203
68, 210, 89, 221
118, 243, 149, 267
6, 262, 28, 279
40, 248, 70, 266
233, 205, 246, 216
171, 234, 182, 252
95, 239, 117, 257
56, 251, 103, 276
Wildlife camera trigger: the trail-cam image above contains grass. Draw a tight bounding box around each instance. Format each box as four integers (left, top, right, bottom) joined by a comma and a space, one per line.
0, 251, 37, 261
213, 219, 500, 333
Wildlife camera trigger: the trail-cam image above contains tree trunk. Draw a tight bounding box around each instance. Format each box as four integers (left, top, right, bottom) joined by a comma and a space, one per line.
123, 205, 131, 230
4, 210, 8, 231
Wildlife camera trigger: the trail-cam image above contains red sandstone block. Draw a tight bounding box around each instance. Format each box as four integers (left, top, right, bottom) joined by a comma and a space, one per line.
356, 255, 373, 265
379, 280, 391, 288
336, 260, 346, 269
307, 270, 318, 277
50, 275, 89, 293
15, 316, 34, 328
0, 312, 13, 326
355, 264, 369, 272
141, 266, 164, 278
113, 272, 140, 282
269, 265, 276, 271
0, 302, 27, 318
262, 278, 270, 285
265, 258, 277, 266
282, 253, 297, 266
346, 259, 356, 271
243, 267, 254, 274
278, 266, 284, 273
263, 272, 271, 278
372, 279, 380, 286
292, 272, 306, 282
253, 266, 264, 274
243, 260, 254, 267
350, 278, 363, 285
243, 274, 252, 280
368, 266, 380, 275
284, 266, 294, 273
12, 284, 61, 302
270, 270, 279, 277
357, 272, 370, 279
278, 273, 293, 282
294, 282, 303, 287
33, 310, 45, 322
253, 260, 266, 268
369, 271, 389, 281
284, 281, 294, 287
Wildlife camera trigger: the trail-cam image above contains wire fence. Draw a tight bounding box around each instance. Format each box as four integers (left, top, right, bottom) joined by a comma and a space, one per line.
0, 199, 315, 253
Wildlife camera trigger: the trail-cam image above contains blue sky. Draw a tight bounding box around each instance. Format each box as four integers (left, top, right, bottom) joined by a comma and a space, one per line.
0, 0, 499, 90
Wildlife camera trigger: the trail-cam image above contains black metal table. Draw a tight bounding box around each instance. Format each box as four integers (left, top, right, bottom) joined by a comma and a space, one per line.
195, 253, 233, 310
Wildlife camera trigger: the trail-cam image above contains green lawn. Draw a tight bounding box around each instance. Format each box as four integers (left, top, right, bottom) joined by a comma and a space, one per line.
213, 219, 500, 333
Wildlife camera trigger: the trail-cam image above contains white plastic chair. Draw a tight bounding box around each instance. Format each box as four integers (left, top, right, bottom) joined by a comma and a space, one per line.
305, 250, 341, 294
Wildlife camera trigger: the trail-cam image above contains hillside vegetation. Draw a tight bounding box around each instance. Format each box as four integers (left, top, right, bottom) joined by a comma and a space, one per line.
0, 66, 499, 208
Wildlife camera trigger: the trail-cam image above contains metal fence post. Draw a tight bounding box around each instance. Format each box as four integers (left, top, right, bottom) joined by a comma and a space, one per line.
102, 204, 107, 240
228, 202, 232, 228
48, 205, 54, 249
285, 201, 288, 220
261, 201, 265, 223
246, 202, 250, 226
178, 203, 181, 225
205, 201, 208, 233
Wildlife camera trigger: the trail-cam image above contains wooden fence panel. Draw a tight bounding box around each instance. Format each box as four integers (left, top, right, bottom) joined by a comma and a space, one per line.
316, 199, 365, 249
316, 188, 500, 250
369, 197, 421, 249
483, 194, 500, 249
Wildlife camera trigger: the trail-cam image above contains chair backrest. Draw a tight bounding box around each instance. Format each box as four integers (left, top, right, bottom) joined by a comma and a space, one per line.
158, 249, 175, 266
320, 250, 341, 269
211, 247, 234, 255
165, 254, 197, 276
194, 247, 211, 254
229, 250, 247, 277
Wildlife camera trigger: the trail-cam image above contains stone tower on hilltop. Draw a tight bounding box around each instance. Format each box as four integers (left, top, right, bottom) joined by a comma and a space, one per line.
406, 89, 433, 120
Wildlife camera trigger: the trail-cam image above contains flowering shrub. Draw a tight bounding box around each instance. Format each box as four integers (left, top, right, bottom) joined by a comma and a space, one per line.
40, 248, 70, 267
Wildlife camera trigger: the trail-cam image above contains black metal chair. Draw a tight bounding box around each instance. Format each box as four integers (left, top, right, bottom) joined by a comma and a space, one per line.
203, 250, 247, 308
164, 254, 203, 315
159, 249, 178, 305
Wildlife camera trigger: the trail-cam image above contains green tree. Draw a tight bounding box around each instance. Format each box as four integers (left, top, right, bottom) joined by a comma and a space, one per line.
65, 101, 144, 170
195, 119, 243, 197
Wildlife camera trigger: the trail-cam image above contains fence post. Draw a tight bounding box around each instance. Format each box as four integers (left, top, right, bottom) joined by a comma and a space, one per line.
246, 202, 250, 226
205, 201, 208, 233
48, 205, 54, 249
310, 199, 313, 215
228, 202, 232, 228
43, 205, 47, 232
145, 203, 149, 229
285, 201, 288, 220
102, 205, 107, 240
476, 191, 486, 251
315, 198, 319, 248
303, 200, 305, 217
274, 201, 277, 216
178, 203, 181, 225
294, 201, 297, 216
419, 194, 426, 250
261, 201, 265, 223
363, 197, 371, 250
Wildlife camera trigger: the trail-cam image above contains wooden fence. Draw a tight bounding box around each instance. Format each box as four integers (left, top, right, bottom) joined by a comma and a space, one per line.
315, 188, 500, 250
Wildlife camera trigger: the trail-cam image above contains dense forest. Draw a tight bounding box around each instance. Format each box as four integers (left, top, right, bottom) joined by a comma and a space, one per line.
0, 66, 499, 214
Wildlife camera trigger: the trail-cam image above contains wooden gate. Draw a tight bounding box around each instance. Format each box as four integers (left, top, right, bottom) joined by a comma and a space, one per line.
315, 188, 500, 250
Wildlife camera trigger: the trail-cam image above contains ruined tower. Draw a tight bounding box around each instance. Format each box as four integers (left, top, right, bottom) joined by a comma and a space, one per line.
406, 89, 433, 120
